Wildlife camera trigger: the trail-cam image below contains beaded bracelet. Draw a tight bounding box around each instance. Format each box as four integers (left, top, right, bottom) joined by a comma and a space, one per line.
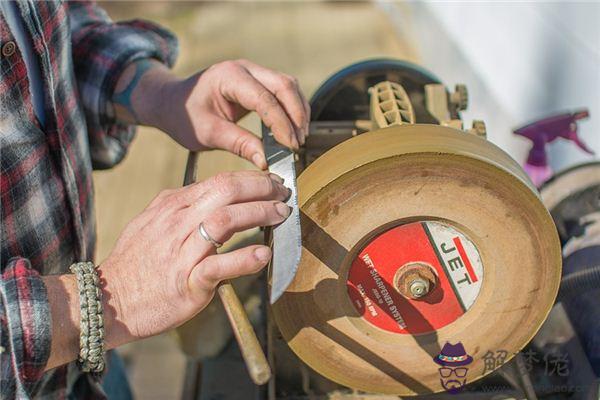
69, 262, 105, 374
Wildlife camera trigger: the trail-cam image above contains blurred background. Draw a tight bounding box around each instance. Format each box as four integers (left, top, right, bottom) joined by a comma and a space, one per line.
95, 2, 599, 398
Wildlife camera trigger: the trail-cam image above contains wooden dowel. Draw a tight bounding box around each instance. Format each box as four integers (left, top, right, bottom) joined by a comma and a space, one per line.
217, 282, 271, 385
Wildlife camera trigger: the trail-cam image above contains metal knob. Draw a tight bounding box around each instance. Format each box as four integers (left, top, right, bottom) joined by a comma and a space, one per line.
450, 84, 469, 111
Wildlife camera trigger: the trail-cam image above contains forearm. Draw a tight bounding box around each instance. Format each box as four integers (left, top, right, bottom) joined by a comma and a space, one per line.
44, 274, 79, 370
44, 268, 130, 371
112, 59, 180, 129
111, 58, 309, 166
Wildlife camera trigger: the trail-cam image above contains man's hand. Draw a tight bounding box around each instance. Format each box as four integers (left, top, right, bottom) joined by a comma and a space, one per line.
45, 171, 290, 369
113, 59, 310, 169
102, 170, 290, 344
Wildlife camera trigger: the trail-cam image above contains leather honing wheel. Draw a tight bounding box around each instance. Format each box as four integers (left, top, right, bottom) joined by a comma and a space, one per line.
272, 124, 561, 395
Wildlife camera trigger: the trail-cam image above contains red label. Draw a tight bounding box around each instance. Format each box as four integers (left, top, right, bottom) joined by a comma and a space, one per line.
346, 221, 482, 334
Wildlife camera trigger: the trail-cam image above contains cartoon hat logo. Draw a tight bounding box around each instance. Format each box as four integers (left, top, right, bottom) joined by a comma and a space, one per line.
433, 342, 473, 394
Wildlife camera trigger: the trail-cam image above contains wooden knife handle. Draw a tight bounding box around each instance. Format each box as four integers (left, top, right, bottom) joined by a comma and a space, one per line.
183, 151, 271, 385
217, 282, 271, 385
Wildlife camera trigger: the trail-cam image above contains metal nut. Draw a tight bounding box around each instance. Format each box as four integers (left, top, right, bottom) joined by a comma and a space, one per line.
394, 263, 437, 300
409, 278, 430, 298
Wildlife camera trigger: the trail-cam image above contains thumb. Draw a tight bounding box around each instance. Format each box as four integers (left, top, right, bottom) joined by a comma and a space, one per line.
211, 120, 267, 169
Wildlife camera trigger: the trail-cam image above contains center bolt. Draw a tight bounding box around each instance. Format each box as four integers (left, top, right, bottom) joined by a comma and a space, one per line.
394, 262, 437, 300
409, 277, 430, 298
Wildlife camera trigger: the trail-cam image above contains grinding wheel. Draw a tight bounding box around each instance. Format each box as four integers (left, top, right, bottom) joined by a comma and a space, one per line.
272, 124, 561, 395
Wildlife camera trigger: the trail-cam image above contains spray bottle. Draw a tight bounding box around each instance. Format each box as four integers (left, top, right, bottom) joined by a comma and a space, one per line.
514, 109, 593, 187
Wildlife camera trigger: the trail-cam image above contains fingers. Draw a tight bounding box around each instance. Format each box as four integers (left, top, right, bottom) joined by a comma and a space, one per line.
192, 171, 289, 216
203, 201, 291, 244
238, 60, 310, 145
220, 64, 299, 150
150, 170, 285, 211
189, 245, 272, 292
209, 119, 268, 169
180, 200, 290, 262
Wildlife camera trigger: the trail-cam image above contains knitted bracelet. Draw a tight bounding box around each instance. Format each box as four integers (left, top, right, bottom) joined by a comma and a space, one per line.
69, 262, 105, 374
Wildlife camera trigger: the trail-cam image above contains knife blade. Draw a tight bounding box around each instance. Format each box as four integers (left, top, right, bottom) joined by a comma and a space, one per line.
262, 126, 302, 304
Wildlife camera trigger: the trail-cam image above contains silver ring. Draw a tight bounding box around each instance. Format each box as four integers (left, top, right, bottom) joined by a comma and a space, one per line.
198, 223, 223, 248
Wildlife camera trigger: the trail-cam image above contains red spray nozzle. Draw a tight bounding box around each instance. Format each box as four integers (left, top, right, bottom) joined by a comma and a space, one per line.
513, 109, 593, 166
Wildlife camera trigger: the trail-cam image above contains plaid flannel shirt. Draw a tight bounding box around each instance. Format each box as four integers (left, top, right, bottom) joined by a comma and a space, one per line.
0, 1, 177, 398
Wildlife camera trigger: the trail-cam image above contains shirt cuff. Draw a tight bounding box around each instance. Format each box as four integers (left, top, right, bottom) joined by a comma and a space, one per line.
72, 20, 178, 169
1, 257, 51, 397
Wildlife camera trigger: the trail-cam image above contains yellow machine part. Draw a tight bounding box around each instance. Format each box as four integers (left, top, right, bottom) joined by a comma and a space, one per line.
272, 124, 561, 395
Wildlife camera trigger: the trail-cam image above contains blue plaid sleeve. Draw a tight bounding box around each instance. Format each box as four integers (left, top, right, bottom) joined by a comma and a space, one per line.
67, 1, 179, 169
1, 258, 51, 399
